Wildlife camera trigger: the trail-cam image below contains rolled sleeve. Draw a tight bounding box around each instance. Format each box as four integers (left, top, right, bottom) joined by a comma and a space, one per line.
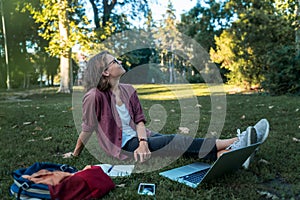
130, 90, 146, 124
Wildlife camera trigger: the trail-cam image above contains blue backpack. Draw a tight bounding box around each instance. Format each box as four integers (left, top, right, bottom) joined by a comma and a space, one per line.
10, 162, 78, 200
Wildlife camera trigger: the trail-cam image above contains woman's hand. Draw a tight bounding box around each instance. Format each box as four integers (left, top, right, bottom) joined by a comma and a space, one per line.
62, 152, 77, 159
134, 141, 151, 163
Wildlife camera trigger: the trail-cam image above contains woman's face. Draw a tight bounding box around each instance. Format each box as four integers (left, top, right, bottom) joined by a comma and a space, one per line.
104, 54, 126, 78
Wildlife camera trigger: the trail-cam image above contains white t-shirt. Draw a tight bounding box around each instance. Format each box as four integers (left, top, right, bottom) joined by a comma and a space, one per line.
116, 104, 137, 147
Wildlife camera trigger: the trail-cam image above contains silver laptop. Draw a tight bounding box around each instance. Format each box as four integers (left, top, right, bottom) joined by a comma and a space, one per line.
159, 143, 260, 188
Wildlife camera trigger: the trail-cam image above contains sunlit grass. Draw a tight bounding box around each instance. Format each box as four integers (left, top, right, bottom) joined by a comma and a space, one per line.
135, 84, 242, 100
72, 84, 243, 101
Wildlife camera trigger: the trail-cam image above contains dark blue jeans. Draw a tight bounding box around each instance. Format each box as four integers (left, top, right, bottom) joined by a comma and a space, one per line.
122, 133, 218, 161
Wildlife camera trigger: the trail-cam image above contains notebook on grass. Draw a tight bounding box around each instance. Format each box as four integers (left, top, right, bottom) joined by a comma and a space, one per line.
96, 164, 135, 177
159, 143, 260, 188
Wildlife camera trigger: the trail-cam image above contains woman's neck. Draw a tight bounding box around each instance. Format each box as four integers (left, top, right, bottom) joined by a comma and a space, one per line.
110, 79, 122, 105
110, 78, 120, 93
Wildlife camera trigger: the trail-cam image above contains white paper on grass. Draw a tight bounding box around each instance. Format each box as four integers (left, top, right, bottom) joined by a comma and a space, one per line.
96, 164, 135, 177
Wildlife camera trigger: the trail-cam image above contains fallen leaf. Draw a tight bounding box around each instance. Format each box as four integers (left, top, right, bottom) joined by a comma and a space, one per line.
179, 127, 190, 134
34, 126, 43, 131
23, 122, 33, 125
268, 106, 274, 109
210, 131, 217, 137
43, 137, 52, 141
39, 115, 45, 118
292, 137, 300, 142
257, 190, 279, 199
258, 158, 270, 165
116, 184, 126, 188
241, 115, 246, 119
195, 104, 202, 108
170, 109, 175, 113
27, 139, 35, 142
12, 125, 18, 129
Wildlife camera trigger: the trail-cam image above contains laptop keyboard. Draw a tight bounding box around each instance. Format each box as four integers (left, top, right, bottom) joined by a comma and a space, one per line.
181, 168, 210, 184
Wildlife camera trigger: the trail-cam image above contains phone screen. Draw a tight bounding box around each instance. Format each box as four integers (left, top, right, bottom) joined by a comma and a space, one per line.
138, 183, 156, 196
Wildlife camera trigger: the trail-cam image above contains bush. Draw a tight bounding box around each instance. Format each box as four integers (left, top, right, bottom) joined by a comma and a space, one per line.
262, 46, 300, 95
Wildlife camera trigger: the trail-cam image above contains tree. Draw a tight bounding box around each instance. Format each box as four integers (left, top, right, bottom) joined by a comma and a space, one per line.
261, 0, 300, 94
178, 0, 235, 83
210, 0, 299, 93
152, 0, 190, 83
210, 31, 240, 84
0, 0, 40, 89
88, 0, 150, 29
178, 0, 233, 52
25, 0, 90, 93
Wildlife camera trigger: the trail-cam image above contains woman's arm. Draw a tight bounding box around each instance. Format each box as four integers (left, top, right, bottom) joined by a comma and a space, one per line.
63, 131, 92, 158
73, 131, 93, 156
134, 122, 151, 163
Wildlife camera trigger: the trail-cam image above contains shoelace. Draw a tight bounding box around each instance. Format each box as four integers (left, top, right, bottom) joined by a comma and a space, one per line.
226, 129, 243, 150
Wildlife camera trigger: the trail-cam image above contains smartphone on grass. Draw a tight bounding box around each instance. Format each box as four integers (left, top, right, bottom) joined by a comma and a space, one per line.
137, 183, 156, 196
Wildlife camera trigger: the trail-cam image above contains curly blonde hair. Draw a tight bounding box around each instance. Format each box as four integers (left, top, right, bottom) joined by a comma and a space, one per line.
83, 51, 111, 92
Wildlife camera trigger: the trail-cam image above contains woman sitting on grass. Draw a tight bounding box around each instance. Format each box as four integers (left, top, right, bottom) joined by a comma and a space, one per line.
64, 51, 269, 169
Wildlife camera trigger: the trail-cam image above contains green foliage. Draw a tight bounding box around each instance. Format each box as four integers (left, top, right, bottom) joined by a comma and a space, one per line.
23, 0, 90, 57
262, 46, 300, 95
178, 1, 233, 51
209, 0, 299, 93
0, 0, 40, 89
210, 31, 243, 85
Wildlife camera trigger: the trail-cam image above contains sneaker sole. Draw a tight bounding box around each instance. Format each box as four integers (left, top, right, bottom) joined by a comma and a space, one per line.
248, 126, 257, 146
243, 127, 257, 169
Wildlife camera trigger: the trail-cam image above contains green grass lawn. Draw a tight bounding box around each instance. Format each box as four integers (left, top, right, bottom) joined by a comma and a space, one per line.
0, 84, 299, 199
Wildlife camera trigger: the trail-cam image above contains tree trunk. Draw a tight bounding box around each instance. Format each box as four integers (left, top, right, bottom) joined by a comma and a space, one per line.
1, 0, 10, 90
102, 0, 116, 27
58, 51, 72, 93
89, 0, 100, 29
169, 59, 173, 83
40, 66, 43, 87
57, 0, 71, 93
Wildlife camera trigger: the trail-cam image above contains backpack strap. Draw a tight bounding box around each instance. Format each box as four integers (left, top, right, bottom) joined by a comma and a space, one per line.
17, 182, 30, 200
60, 164, 70, 172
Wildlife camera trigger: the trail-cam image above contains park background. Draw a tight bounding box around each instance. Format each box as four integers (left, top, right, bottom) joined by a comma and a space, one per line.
0, 0, 299, 199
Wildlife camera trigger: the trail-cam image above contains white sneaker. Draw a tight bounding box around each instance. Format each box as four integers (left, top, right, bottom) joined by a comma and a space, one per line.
226, 126, 257, 169
243, 119, 270, 169
226, 126, 257, 151
254, 119, 269, 144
